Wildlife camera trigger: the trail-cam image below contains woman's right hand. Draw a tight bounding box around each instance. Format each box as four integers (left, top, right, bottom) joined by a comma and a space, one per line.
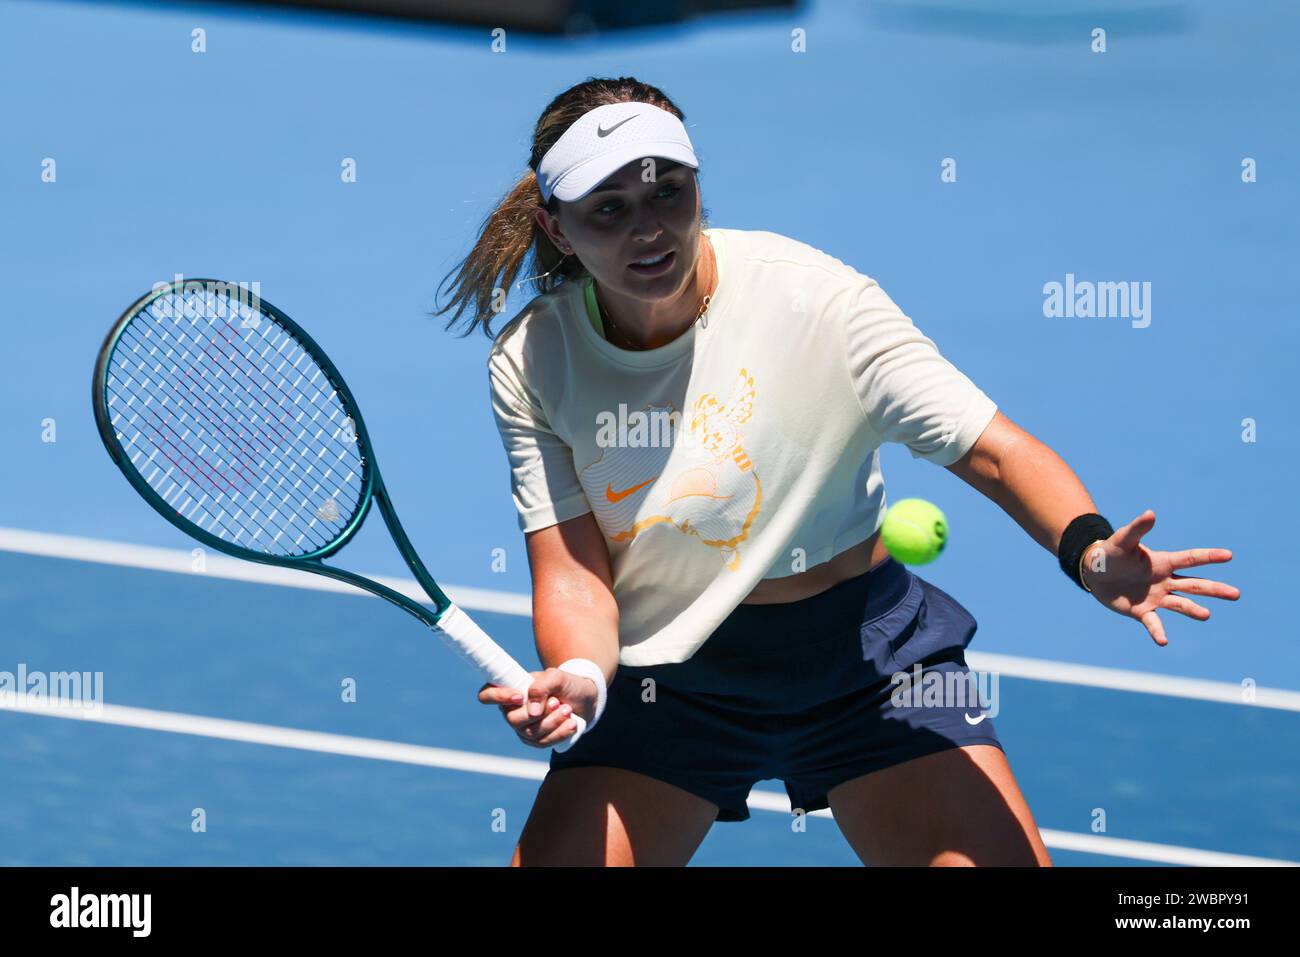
477, 667, 598, 749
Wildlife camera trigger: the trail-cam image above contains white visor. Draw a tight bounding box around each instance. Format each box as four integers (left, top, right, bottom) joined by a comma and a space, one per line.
536, 101, 699, 203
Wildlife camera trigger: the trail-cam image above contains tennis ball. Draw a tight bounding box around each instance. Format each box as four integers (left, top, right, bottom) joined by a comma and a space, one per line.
881, 498, 948, 565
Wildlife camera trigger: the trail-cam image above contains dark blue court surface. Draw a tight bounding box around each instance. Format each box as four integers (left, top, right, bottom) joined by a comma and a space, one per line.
2, 551, 1295, 865
1, 0, 1296, 865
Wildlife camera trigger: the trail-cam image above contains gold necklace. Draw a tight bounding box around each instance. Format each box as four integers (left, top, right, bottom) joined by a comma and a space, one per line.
596, 285, 713, 350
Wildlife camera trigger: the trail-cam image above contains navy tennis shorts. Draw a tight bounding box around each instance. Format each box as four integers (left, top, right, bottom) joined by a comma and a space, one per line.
548, 556, 1003, 822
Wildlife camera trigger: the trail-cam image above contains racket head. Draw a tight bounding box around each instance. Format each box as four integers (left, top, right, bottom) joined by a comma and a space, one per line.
93, 278, 379, 567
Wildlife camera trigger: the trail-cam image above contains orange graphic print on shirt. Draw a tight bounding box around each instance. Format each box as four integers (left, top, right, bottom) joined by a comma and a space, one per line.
578, 369, 763, 570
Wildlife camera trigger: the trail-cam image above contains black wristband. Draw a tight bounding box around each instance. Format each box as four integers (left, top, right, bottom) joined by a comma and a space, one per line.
1058, 513, 1115, 590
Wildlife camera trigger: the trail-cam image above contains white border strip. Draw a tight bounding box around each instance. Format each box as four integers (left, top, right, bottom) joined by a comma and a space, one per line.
967, 651, 1300, 712
3, 695, 1293, 867
1, 695, 549, 781
1, 527, 1293, 711
0, 526, 530, 617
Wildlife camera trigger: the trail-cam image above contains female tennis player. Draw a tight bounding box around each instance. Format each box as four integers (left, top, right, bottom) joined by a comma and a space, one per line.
437, 77, 1240, 866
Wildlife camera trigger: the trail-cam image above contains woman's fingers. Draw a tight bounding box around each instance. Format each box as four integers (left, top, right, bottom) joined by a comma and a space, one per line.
536, 718, 579, 748
529, 694, 561, 718
479, 669, 591, 748
530, 703, 577, 746
1112, 509, 1156, 551
1160, 593, 1210, 621
1088, 522, 1238, 647
1167, 574, 1241, 601
477, 682, 524, 707
1169, 548, 1235, 572
1139, 609, 1168, 647
526, 670, 568, 717
512, 699, 573, 747
506, 696, 558, 729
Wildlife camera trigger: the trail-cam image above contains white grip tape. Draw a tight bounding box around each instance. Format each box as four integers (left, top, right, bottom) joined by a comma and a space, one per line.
434, 603, 587, 753
434, 602, 530, 688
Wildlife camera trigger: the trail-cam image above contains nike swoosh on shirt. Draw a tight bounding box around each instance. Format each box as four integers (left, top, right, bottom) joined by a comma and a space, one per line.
597, 116, 636, 137
964, 711, 988, 725
605, 477, 657, 503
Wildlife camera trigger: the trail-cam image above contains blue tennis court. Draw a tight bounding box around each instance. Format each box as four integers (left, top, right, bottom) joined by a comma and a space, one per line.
1, 0, 1296, 865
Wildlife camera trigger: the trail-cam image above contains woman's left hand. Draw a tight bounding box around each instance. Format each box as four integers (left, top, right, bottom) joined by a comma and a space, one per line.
1080, 508, 1240, 646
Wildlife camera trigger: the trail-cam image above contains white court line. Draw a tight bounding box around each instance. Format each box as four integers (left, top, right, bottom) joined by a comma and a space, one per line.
2, 526, 1295, 711
3, 695, 1294, 867
0, 526, 530, 617
967, 651, 1300, 712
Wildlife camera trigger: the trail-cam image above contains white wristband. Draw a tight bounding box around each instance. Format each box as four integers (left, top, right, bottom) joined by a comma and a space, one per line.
556, 657, 608, 733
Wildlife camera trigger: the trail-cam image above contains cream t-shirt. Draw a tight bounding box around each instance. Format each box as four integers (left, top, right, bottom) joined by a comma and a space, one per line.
487, 227, 997, 666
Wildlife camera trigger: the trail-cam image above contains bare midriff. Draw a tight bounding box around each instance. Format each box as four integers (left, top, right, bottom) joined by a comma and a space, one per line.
740, 529, 893, 605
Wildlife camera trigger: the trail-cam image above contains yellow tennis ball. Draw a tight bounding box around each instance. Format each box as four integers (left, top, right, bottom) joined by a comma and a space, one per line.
881, 498, 948, 565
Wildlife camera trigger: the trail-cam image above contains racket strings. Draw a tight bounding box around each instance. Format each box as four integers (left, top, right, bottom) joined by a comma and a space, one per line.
113, 327, 317, 551
111, 295, 360, 552
105, 287, 366, 556
123, 326, 275, 485
123, 310, 348, 497
134, 290, 365, 539
110, 315, 343, 553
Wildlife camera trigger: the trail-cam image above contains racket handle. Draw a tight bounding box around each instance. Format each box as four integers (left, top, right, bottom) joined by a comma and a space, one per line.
434, 603, 587, 753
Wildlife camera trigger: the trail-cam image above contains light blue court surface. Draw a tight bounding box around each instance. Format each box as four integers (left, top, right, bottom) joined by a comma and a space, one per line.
1, 0, 1297, 865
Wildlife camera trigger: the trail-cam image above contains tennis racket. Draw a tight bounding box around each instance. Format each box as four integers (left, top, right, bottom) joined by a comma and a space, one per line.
91, 277, 584, 751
